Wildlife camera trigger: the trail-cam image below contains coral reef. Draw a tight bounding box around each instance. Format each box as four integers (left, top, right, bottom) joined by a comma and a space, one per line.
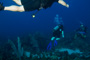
0, 32, 90, 60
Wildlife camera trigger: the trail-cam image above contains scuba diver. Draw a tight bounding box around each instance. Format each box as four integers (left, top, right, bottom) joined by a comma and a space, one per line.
74, 22, 87, 39
0, 0, 69, 17
47, 14, 64, 50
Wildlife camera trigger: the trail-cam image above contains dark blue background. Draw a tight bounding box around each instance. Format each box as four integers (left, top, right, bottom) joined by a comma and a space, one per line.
0, 0, 90, 40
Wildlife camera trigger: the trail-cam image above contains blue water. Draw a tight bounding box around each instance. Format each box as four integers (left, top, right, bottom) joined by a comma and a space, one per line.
0, 0, 90, 40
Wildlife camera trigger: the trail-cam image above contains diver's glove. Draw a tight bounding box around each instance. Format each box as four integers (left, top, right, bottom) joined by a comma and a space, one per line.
54, 40, 57, 46
0, 2, 4, 11
47, 42, 52, 50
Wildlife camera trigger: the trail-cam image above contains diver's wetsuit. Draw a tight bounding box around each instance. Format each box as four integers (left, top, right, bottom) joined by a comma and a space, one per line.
76, 26, 87, 34
0, 2, 4, 11
21, 0, 41, 11
21, 0, 59, 11
43, 0, 59, 9
53, 24, 63, 38
75, 26, 87, 39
